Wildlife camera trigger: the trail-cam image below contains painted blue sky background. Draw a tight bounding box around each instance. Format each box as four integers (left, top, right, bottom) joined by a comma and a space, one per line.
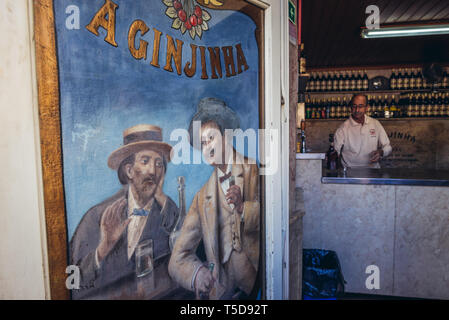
54, 0, 259, 240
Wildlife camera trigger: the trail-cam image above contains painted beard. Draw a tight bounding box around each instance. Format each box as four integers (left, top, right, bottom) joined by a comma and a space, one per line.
132, 174, 158, 206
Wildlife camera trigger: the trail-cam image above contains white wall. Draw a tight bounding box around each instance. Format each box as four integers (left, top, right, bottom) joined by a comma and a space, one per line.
0, 0, 49, 299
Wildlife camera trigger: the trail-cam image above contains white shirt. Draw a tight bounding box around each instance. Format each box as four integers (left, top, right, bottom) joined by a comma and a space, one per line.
334, 115, 392, 168
126, 186, 153, 259
217, 163, 234, 209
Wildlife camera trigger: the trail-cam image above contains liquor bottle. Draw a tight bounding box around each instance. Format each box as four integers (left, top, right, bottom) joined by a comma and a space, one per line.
321, 99, 327, 119
327, 72, 333, 92
356, 71, 363, 91
326, 133, 339, 174
169, 176, 187, 251
443, 93, 448, 117
314, 73, 320, 92
331, 97, 338, 119
338, 71, 345, 91
416, 69, 423, 89
344, 71, 350, 91
335, 97, 346, 119
299, 43, 307, 74
390, 69, 397, 90
438, 93, 444, 117
321, 73, 327, 92
403, 68, 410, 90
409, 68, 416, 90
362, 70, 369, 91
424, 93, 432, 117
366, 94, 372, 117
422, 73, 429, 90
307, 73, 313, 92
332, 71, 339, 92
433, 93, 439, 117
414, 94, 420, 117
350, 71, 357, 91
321, 72, 327, 92
397, 68, 403, 90
383, 94, 390, 118
300, 120, 306, 153
305, 100, 311, 119
389, 95, 397, 118
326, 98, 332, 119
306, 73, 311, 92
417, 94, 425, 117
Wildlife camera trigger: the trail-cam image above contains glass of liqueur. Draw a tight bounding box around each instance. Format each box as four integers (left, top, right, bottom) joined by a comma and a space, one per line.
135, 239, 154, 278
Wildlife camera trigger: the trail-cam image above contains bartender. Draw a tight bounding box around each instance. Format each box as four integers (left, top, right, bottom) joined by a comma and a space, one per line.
334, 94, 392, 168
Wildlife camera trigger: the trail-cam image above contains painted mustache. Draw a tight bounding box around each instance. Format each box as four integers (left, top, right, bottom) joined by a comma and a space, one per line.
142, 176, 157, 185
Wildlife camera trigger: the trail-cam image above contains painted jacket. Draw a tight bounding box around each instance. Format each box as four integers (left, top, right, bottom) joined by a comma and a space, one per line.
70, 187, 179, 299
168, 152, 260, 299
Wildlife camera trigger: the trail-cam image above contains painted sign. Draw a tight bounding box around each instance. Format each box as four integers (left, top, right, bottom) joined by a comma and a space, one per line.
52, 0, 264, 300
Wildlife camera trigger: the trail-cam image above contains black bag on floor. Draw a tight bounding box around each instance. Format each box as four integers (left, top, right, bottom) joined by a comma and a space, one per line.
302, 249, 346, 299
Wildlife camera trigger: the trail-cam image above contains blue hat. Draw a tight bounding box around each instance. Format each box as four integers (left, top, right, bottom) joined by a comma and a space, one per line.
188, 97, 240, 147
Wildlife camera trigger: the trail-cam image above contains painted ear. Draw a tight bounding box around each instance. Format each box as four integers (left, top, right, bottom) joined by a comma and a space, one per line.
125, 163, 134, 180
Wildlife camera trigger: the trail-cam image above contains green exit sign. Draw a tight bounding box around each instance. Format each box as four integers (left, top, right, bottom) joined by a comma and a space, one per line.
288, 0, 296, 25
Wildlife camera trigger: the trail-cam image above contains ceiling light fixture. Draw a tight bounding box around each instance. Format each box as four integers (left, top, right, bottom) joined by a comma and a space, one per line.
361, 24, 449, 39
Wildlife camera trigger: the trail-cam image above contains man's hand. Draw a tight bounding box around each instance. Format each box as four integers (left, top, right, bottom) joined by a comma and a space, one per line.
97, 198, 130, 263
226, 185, 244, 214
194, 265, 215, 299
154, 171, 167, 208
369, 150, 383, 163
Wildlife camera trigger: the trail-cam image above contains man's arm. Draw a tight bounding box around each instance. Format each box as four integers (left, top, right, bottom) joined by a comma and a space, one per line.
378, 122, 392, 157
69, 209, 103, 298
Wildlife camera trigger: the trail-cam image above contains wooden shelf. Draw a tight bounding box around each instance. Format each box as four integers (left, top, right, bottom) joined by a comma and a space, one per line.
305, 88, 449, 95
306, 117, 449, 121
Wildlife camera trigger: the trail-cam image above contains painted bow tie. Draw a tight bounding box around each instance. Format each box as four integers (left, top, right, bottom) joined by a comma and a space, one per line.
219, 171, 232, 184
133, 208, 149, 217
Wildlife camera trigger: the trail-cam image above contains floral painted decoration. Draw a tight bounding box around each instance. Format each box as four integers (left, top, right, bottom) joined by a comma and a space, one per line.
163, 0, 211, 40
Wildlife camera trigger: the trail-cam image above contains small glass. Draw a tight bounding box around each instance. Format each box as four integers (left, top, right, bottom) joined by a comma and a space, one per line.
135, 239, 154, 278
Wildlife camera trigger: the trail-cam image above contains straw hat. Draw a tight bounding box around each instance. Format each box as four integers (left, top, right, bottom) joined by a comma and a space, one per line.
107, 124, 172, 170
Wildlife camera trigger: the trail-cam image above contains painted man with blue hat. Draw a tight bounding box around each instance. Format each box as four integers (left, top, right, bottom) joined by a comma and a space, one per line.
169, 97, 260, 300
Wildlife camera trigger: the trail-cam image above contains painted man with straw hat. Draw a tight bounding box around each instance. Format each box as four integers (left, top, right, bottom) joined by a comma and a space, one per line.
70, 124, 183, 299
168, 98, 260, 300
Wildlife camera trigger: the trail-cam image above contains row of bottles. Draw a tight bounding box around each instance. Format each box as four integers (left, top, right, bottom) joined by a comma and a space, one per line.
305, 93, 449, 120
306, 70, 369, 92
389, 68, 449, 90
395, 92, 449, 118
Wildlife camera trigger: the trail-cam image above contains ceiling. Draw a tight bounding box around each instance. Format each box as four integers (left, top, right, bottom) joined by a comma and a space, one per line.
301, 0, 449, 69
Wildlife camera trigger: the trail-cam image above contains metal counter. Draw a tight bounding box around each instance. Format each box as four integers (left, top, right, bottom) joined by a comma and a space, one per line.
322, 167, 449, 187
